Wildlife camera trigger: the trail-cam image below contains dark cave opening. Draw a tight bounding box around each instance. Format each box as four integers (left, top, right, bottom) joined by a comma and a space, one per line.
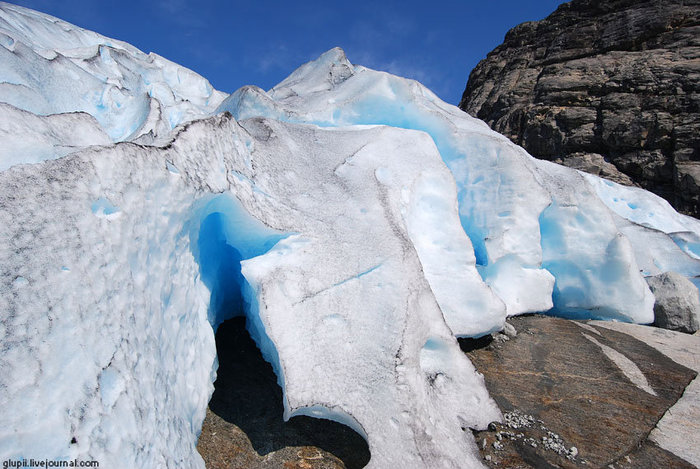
208, 316, 371, 469
458, 334, 494, 353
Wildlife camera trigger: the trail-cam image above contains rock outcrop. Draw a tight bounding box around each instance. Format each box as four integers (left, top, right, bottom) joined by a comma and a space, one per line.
463, 316, 699, 468
460, 0, 700, 215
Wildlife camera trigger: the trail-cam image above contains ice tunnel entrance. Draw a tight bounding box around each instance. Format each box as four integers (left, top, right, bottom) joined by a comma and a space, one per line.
197, 212, 246, 324
190, 194, 370, 468
192, 194, 286, 331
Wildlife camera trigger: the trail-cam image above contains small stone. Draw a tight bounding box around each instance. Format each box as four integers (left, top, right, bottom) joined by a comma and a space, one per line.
503, 322, 517, 338
493, 333, 509, 343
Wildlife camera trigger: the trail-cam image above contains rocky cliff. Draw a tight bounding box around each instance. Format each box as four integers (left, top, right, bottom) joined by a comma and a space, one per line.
460, 0, 700, 215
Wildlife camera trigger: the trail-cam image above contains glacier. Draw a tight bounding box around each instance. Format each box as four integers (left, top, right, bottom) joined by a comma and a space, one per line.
2, 2, 700, 468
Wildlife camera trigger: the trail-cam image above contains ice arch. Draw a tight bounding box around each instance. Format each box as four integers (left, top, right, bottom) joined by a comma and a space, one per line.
188, 193, 370, 466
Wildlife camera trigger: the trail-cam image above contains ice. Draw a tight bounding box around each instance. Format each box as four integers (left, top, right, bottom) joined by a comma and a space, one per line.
402, 162, 505, 335
226, 120, 501, 467
0, 2, 227, 147
582, 172, 700, 234
0, 102, 110, 170
216, 48, 662, 322
189, 193, 288, 331
219, 49, 557, 319
477, 256, 555, 316
0, 138, 219, 467
91, 197, 121, 220
4, 5, 700, 469
582, 172, 700, 277
98, 367, 126, 409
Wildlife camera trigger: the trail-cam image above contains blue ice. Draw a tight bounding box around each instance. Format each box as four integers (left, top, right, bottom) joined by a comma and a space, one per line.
189, 193, 288, 386
91, 197, 119, 216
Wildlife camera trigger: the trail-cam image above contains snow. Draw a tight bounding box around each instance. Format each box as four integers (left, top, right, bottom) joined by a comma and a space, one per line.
3, 4, 700, 469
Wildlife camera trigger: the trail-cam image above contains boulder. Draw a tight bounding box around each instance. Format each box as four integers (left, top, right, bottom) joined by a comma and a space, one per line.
647, 271, 700, 333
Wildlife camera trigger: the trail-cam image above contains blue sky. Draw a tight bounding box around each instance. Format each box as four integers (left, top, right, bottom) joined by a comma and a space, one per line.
11, 0, 563, 104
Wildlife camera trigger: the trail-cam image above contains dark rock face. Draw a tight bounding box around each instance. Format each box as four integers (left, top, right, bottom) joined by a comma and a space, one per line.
462, 316, 697, 468
460, 0, 700, 215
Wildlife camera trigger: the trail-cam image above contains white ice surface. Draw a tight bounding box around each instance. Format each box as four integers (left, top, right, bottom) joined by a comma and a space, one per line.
0, 136, 218, 468
217, 47, 687, 323
583, 172, 700, 282
0, 102, 111, 170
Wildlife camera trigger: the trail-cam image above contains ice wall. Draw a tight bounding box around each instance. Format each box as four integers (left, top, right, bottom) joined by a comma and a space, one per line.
0, 112, 501, 468
0, 137, 217, 468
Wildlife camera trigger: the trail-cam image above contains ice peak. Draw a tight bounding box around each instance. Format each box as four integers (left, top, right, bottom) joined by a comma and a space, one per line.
0, 2, 139, 57
270, 47, 355, 98
318, 46, 352, 66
